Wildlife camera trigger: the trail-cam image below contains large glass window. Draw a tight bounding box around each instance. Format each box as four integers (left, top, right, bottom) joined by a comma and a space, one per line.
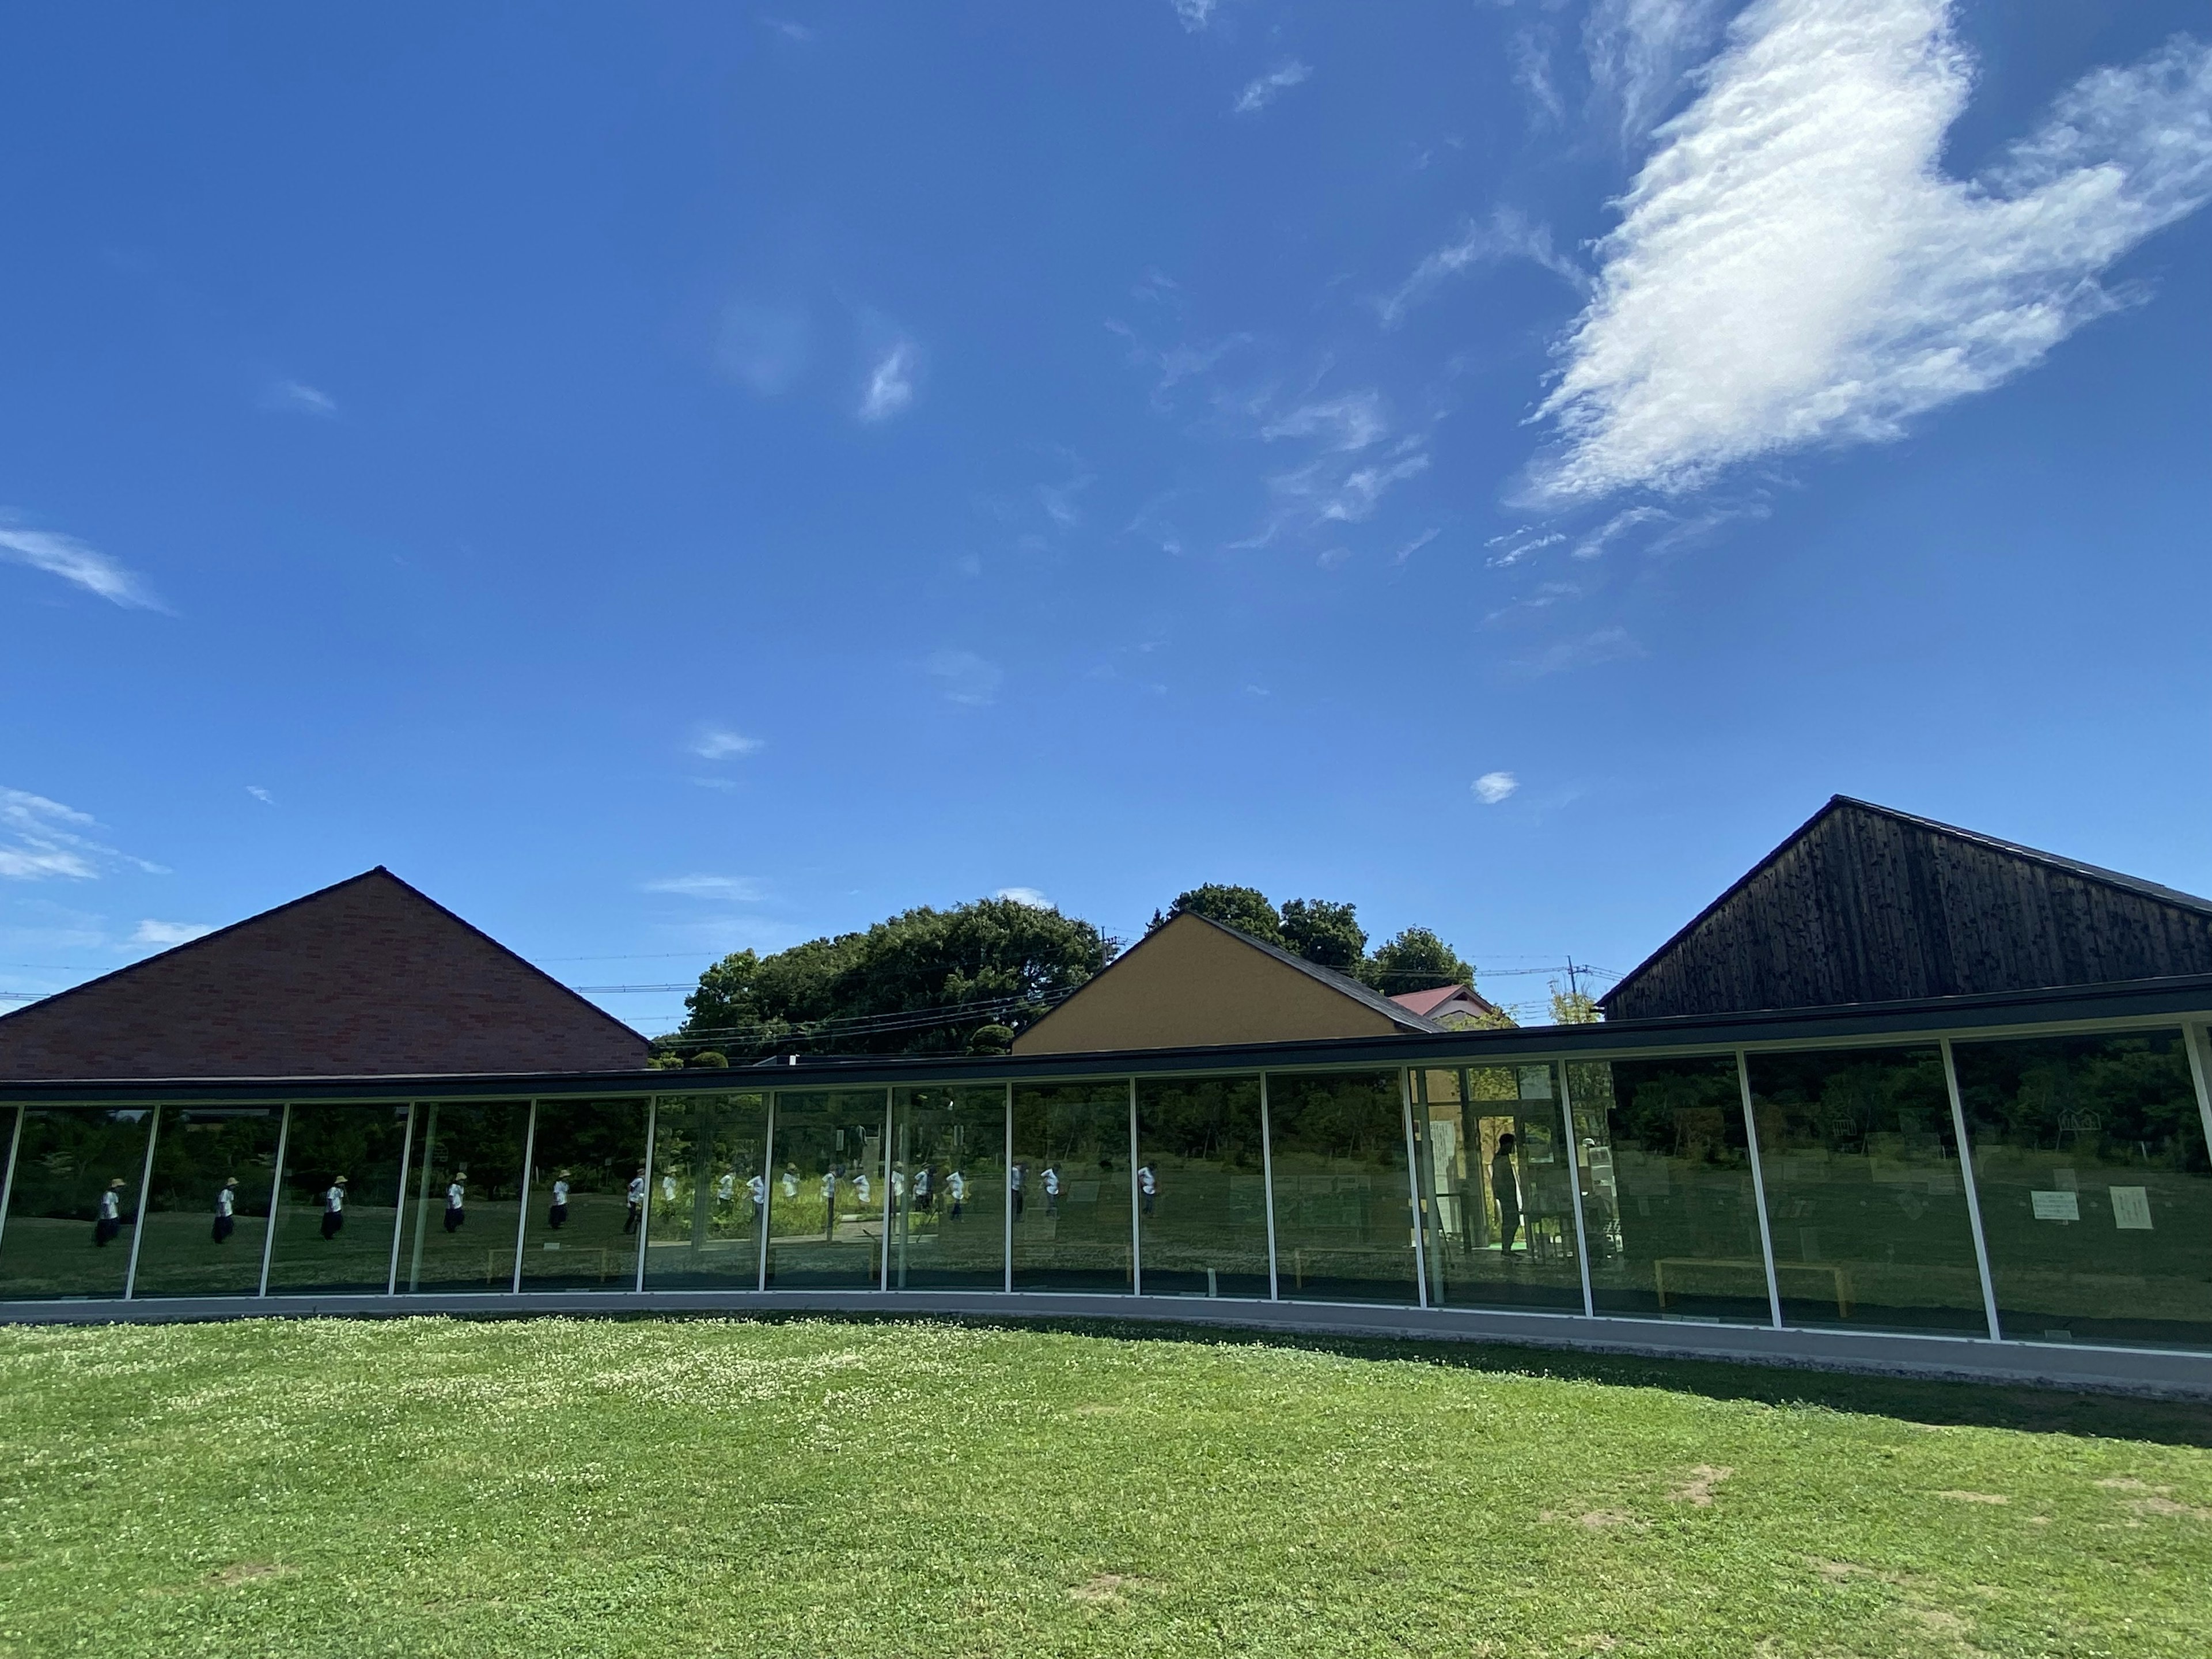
764, 1090, 888, 1290
518, 1097, 651, 1292
888, 1085, 1007, 1291
1416, 1065, 1584, 1314
264, 1104, 413, 1296
1010, 1083, 1133, 1294
1266, 1070, 1417, 1305
1573, 1055, 1769, 1324
641, 1092, 768, 1291
131, 1107, 284, 1299
0, 1107, 155, 1300
395, 1100, 531, 1294
1744, 1047, 1983, 1335
1132, 1075, 1267, 1299
1953, 1030, 2212, 1349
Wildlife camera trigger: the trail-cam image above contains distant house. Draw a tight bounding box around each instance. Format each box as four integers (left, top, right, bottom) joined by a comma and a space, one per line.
1010, 909, 1445, 1055
1387, 983, 1502, 1029
1600, 795, 2212, 1021
0, 868, 652, 1080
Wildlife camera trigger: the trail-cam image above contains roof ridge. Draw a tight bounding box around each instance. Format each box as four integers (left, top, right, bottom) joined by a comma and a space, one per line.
1180, 911, 1446, 1033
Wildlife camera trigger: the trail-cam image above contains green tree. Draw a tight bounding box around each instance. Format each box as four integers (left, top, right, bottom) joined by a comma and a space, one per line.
1279, 899, 1366, 972
1549, 983, 1601, 1024
1170, 884, 1283, 943
1362, 926, 1476, 993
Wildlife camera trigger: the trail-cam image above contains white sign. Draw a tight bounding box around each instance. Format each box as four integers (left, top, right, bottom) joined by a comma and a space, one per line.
2109, 1186, 2153, 1230
2031, 1190, 2080, 1222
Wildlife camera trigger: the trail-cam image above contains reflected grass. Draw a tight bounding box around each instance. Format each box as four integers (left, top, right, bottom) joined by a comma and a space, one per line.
1, 1315, 2209, 1657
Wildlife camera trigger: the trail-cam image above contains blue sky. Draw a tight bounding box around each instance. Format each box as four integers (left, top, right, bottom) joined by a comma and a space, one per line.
5, 0, 2211, 1029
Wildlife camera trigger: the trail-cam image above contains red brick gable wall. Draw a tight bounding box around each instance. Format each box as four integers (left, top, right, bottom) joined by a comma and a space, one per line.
0, 869, 652, 1080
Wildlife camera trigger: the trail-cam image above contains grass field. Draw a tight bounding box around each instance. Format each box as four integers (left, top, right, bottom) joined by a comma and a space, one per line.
2, 1316, 2209, 1657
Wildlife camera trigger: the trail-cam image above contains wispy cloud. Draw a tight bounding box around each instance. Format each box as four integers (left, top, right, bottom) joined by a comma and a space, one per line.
1, 788, 162, 881
1260, 391, 1388, 452
1517, 627, 1643, 675
0, 525, 162, 609
691, 728, 765, 760
1473, 771, 1520, 805
1378, 209, 1585, 327
260, 379, 337, 417
1171, 0, 1217, 31
859, 340, 919, 422
759, 14, 814, 43
1234, 60, 1310, 116
1584, 0, 1732, 142
997, 886, 1052, 908
1393, 528, 1441, 564
132, 919, 213, 947
927, 649, 1003, 706
1513, 28, 1565, 127
1485, 528, 1566, 567
245, 785, 276, 805
644, 874, 769, 900
1531, 4, 2212, 503
1572, 505, 1669, 559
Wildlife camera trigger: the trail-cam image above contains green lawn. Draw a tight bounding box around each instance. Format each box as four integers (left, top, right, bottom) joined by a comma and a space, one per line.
2, 1317, 2208, 1657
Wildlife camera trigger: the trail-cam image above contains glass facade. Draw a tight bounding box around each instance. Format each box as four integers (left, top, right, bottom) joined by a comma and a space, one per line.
520, 1097, 651, 1291
1416, 1065, 1584, 1313
1135, 1075, 1268, 1300
1, 1018, 2207, 1362
888, 1085, 1007, 1291
1574, 1056, 1770, 1324
1012, 1083, 1133, 1293
1266, 1070, 1418, 1304
132, 1106, 284, 1298
1953, 1030, 2212, 1349
642, 1093, 767, 1291
766, 1090, 889, 1290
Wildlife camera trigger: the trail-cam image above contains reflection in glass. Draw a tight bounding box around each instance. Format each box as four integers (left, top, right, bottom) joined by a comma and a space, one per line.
765, 1090, 888, 1289
1573, 1056, 1770, 1323
1134, 1075, 1268, 1299
1745, 1047, 1983, 1334
1953, 1031, 2212, 1349
1416, 1066, 1583, 1313
642, 1093, 769, 1291
888, 1086, 1006, 1291
264, 1104, 413, 1296
518, 1097, 650, 1291
1266, 1070, 1417, 1305
1010, 1084, 1132, 1294
131, 1107, 283, 1298
393, 1100, 530, 1293
0, 1108, 155, 1300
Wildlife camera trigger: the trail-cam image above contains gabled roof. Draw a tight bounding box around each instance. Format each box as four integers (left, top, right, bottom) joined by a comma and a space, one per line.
1388, 982, 1498, 1019
0, 868, 653, 1080
1173, 911, 1445, 1032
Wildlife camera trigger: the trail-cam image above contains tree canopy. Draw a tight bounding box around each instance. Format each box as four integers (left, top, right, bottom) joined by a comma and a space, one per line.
1164, 885, 1501, 1014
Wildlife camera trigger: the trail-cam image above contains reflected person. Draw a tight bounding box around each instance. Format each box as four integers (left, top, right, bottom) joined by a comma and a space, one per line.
948, 1168, 965, 1222
94, 1177, 126, 1247
548, 1171, 570, 1230
323, 1175, 348, 1240
1137, 1162, 1158, 1217
1491, 1134, 1522, 1256
213, 1176, 240, 1244
444, 1169, 468, 1233
624, 1167, 645, 1234
1042, 1164, 1060, 1217
1009, 1162, 1025, 1219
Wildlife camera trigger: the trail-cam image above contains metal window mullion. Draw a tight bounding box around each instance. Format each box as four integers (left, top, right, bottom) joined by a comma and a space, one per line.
122, 1105, 163, 1300
1259, 1073, 1279, 1302
387, 1102, 418, 1297
0, 1104, 26, 1262
757, 1094, 772, 1293
1736, 1052, 1784, 1331
1128, 1078, 1142, 1298
879, 1088, 894, 1293
2186, 1025, 2212, 1171
1002, 1083, 1013, 1295
404, 1101, 440, 1295
1555, 1062, 1596, 1319
256, 1103, 290, 1297
511, 1100, 538, 1295
636, 1096, 659, 1294
1400, 1069, 1429, 1310
1940, 1039, 2003, 1342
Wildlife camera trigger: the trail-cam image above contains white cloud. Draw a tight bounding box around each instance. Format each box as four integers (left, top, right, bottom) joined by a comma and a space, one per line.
1531, 4, 2212, 503
1473, 771, 1520, 804
1486, 529, 1566, 568
260, 380, 337, 417
927, 649, 1003, 706
1378, 209, 1585, 327
1171, 0, 1217, 31
759, 14, 814, 43
1260, 391, 1389, 452
717, 302, 812, 395
1394, 528, 1441, 563
132, 919, 214, 947
0, 525, 162, 609
1517, 627, 1643, 675
0, 788, 161, 881
1513, 28, 1565, 127
1584, 0, 1731, 142
997, 886, 1052, 908
859, 340, 919, 422
245, 785, 276, 805
1572, 505, 1669, 558
644, 875, 768, 900
691, 728, 765, 760
1234, 60, 1310, 116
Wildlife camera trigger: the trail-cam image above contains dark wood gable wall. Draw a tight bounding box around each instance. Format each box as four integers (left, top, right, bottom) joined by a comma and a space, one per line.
1603, 804, 2212, 1021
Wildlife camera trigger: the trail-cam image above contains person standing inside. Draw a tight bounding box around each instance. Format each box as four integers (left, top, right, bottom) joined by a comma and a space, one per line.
1491, 1132, 1522, 1257
947, 1168, 966, 1222
94, 1177, 126, 1247
322, 1175, 348, 1240
444, 1169, 468, 1234
624, 1166, 646, 1234
548, 1171, 571, 1230
213, 1176, 240, 1244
